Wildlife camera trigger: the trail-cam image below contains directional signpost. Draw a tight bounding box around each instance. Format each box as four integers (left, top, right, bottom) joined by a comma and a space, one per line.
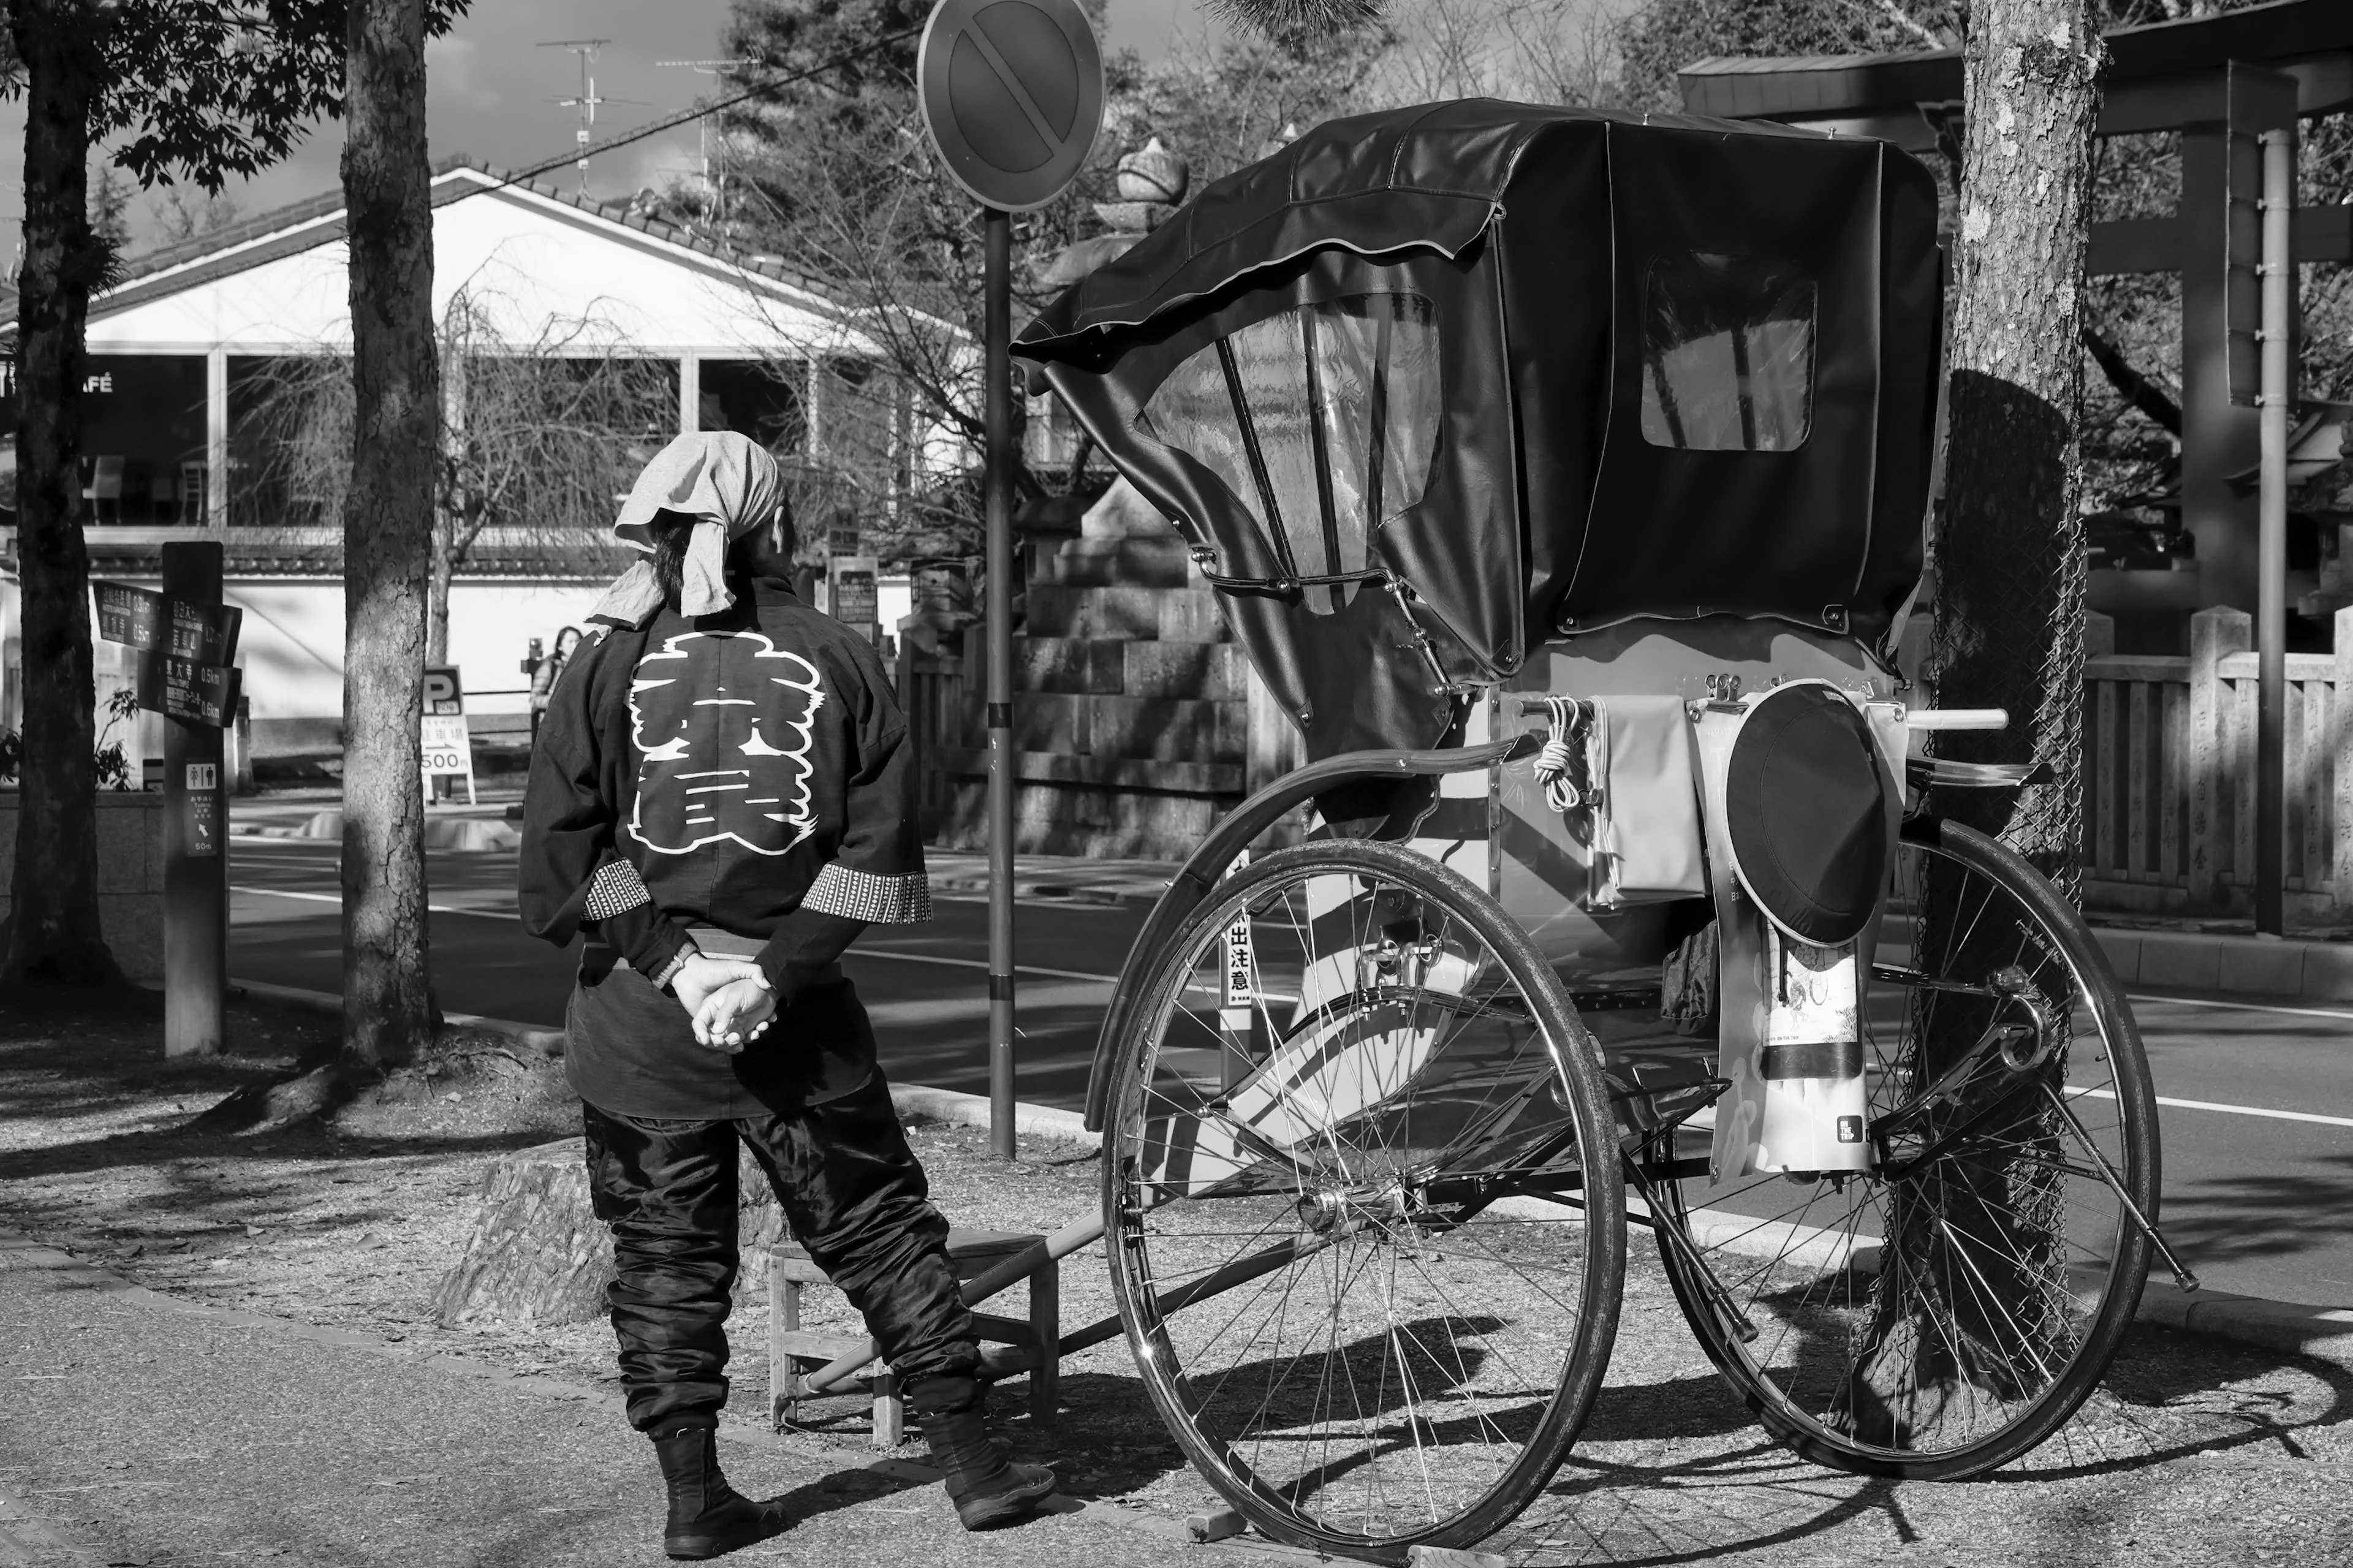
99, 542, 241, 1056
918, 0, 1103, 1158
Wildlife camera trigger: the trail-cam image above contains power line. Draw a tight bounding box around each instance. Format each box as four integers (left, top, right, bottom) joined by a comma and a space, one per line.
477, 28, 923, 202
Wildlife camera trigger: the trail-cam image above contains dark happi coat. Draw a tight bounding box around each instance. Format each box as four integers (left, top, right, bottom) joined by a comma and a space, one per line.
518, 573, 929, 1117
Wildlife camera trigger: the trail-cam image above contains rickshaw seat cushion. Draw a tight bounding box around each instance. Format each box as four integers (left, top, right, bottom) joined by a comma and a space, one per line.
1587, 695, 1707, 907
1721, 684, 1890, 946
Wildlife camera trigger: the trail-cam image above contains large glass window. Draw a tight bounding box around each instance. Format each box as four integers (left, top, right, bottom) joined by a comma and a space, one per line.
1640, 254, 1815, 453
1136, 294, 1440, 614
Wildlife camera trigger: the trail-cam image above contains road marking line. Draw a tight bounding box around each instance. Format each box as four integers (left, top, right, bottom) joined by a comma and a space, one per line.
849, 950, 1120, 985
231, 885, 507, 920
2078, 1087, 2353, 1129
230, 887, 1124, 986
2129, 992, 2353, 1024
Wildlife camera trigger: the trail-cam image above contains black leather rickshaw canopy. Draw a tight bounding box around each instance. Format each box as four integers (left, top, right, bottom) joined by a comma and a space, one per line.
1017, 100, 1942, 764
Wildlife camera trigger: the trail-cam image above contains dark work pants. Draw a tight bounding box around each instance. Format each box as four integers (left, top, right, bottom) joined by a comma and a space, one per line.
581, 1075, 979, 1433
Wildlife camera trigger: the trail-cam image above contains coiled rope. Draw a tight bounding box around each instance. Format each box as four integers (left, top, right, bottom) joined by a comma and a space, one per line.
1533, 695, 1591, 814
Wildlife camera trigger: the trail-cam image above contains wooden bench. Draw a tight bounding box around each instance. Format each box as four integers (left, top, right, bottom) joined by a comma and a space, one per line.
765, 1227, 1059, 1445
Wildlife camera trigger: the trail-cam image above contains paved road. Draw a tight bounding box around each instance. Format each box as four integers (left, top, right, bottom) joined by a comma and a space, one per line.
227, 835, 1137, 1111
225, 835, 2353, 1308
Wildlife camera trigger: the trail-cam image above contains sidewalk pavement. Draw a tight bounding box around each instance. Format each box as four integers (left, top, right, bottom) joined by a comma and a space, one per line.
0, 1231, 1221, 1568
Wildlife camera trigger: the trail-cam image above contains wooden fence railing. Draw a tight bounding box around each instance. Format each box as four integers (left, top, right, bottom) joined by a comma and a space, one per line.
2082, 604, 2353, 916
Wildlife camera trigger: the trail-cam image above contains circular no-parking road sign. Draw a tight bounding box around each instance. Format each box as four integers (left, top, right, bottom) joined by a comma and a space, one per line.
917, 0, 1104, 213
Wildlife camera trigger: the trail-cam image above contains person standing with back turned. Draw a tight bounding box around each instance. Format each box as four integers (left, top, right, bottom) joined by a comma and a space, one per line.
518, 431, 1055, 1559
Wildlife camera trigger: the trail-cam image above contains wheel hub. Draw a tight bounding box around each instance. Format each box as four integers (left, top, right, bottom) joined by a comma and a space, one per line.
1297, 1180, 1409, 1236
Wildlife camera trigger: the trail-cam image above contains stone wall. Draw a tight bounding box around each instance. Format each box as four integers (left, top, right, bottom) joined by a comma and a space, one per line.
0, 790, 166, 977
938, 529, 1251, 857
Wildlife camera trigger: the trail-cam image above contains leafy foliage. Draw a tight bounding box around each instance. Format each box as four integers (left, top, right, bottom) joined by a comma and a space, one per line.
0, 689, 145, 789
0, 1, 469, 195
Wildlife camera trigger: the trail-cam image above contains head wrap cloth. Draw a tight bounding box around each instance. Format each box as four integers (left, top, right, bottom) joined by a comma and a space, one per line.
589, 431, 784, 628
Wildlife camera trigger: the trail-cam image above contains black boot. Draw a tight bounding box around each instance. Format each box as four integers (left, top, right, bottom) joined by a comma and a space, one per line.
651, 1422, 789, 1559
914, 1385, 1055, 1531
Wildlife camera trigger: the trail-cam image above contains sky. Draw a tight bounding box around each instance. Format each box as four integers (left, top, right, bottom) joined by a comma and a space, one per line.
1, 0, 1227, 260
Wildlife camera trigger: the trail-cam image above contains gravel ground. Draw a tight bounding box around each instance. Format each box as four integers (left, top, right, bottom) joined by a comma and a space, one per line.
3, 993, 2351, 1565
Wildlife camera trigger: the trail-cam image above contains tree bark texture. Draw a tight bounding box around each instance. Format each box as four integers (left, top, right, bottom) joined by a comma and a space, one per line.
339, 0, 438, 1065
5, 1, 122, 987
1855, 0, 2103, 1447
1928, 0, 2102, 881
434, 1138, 786, 1327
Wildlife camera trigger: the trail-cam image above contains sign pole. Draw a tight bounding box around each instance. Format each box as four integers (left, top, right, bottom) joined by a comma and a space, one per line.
984, 202, 1018, 1160
161, 540, 227, 1058
914, 0, 1103, 1161
2255, 125, 2295, 937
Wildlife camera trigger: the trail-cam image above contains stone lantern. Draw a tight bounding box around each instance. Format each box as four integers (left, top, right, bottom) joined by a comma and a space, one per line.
1036, 135, 1191, 288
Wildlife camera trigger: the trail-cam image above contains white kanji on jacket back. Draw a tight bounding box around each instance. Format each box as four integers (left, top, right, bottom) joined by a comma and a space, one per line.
626, 630, 826, 855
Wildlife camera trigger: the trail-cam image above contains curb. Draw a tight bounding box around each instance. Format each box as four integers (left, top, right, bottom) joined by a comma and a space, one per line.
230, 808, 521, 850
232, 977, 566, 1058
2091, 925, 2353, 1006
2136, 1281, 2353, 1366
889, 1081, 1099, 1149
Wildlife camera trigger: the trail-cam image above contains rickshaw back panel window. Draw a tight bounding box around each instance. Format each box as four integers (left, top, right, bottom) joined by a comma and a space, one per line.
1137, 294, 1439, 613
1640, 254, 1816, 453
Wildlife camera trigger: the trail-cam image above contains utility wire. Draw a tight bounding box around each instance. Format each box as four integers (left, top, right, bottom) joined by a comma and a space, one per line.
473, 27, 924, 199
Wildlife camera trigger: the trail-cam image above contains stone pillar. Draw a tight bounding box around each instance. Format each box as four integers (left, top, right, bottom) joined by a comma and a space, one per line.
2189, 604, 2251, 909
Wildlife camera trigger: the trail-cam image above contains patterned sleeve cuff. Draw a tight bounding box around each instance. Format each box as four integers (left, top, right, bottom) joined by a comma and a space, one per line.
583, 859, 654, 921
801, 863, 932, 924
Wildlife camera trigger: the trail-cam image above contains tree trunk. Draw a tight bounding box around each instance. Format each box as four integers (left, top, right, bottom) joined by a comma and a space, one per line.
1850, 0, 2102, 1442
1931, 1, 2101, 864
425, 525, 455, 668
338, 0, 438, 1066
4, 1, 121, 987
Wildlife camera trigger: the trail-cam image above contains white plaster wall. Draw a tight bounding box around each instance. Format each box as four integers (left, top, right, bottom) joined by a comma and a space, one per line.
447, 581, 608, 713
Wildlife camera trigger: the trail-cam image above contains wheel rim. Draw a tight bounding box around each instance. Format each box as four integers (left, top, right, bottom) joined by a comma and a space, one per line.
1106, 844, 1620, 1551
1659, 830, 2152, 1471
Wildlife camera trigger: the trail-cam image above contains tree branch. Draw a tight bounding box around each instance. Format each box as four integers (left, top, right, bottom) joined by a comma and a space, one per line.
2082, 325, 2181, 437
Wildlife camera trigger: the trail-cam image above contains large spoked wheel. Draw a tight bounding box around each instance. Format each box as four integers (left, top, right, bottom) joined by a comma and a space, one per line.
1651, 816, 2158, 1479
1101, 838, 1627, 1562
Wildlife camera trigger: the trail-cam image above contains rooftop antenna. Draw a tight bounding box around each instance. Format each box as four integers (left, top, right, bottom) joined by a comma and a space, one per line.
656, 58, 754, 225
539, 39, 610, 194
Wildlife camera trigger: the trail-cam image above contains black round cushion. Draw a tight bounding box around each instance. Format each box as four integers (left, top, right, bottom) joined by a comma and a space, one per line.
1723, 684, 1890, 946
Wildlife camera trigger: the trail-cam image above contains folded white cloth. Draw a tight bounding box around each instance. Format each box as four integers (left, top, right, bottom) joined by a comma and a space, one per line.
591, 431, 783, 627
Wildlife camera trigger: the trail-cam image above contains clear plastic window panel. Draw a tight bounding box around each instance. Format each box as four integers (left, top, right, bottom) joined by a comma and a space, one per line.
1136, 294, 1440, 614
1640, 253, 1816, 453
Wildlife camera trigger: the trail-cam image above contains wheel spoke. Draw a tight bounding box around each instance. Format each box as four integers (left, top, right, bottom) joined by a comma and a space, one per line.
1654, 826, 2153, 1475
1107, 840, 1621, 1550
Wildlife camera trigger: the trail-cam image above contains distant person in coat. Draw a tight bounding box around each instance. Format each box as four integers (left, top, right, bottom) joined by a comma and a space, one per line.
527, 624, 583, 746
517, 431, 1053, 1559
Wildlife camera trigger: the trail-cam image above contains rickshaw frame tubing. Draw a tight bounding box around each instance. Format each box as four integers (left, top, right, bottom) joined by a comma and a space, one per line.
1082, 733, 1540, 1132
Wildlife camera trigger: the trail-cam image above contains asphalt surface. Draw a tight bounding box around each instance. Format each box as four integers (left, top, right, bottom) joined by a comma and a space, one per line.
225, 836, 1133, 1111
223, 835, 2353, 1311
